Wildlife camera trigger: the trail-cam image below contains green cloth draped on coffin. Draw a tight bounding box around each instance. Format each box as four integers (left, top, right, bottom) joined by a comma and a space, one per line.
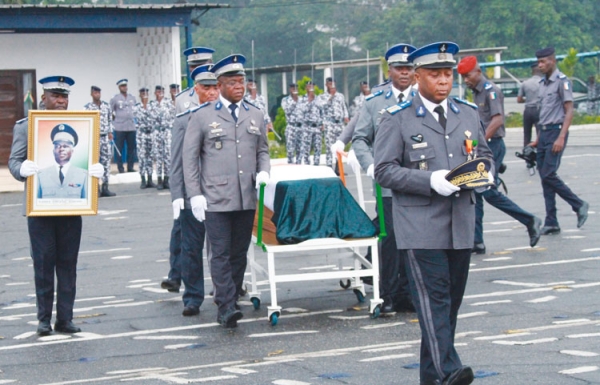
272, 178, 376, 244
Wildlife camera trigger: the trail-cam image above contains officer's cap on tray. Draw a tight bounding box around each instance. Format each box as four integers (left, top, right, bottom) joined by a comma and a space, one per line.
191, 64, 217, 85
408, 42, 459, 69
212, 54, 246, 78
385, 44, 416, 67
39, 76, 75, 95
445, 158, 494, 189
183, 47, 215, 65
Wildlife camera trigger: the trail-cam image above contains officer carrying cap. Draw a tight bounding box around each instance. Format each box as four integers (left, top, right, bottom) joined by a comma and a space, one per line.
116, 79, 128, 86
39, 76, 74, 95
192, 64, 217, 85
51, 123, 78, 147
212, 54, 246, 78
535, 47, 555, 59
409, 42, 459, 69
456, 56, 478, 75
385, 44, 416, 67
445, 158, 493, 190
184, 47, 215, 65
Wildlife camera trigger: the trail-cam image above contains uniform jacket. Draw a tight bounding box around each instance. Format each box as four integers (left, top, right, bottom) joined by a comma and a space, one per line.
281, 95, 301, 125
175, 87, 198, 115
134, 103, 153, 134
537, 69, 573, 126
297, 95, 322, 130
182, 100, 271, 212
374, 94, 493, 250
353, 85, 416, 197
37, 165, 87, 199
84, 101, 113, 135
317, 92, 348, 123
8, 118, 30, 215
244, 93, 271, 124
110, 93, 137, 131
472, 76, 505, 138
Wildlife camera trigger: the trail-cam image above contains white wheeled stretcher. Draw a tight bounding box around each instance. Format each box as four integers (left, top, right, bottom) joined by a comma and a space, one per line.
246, 153, 385, 325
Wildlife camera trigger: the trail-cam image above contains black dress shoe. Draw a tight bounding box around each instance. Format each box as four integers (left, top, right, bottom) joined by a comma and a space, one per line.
394, 297, 416, 313
472, 243, 486, 254
442, 366, 474, 385
161, 279, 181, 293
54, 320, 81, 334
540, 225, 561, 235
217, 307, 243, 328
182, 306, 200, 316
576, 201, 589, 228
527, 216, 542, 247
380, 301, 396, 315
37, 320, 52, 336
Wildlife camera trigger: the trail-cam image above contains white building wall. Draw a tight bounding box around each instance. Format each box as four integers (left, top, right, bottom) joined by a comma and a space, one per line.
0, 29, 181, 109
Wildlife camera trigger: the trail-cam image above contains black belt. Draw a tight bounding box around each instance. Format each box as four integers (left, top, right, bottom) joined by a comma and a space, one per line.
310, 124, 318, 128
290, 122, 301, 127
540, 124, 562, 130
330, 119, 341, 124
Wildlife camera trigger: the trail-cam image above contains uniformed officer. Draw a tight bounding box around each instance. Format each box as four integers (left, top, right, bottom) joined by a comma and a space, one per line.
532, 47, 589, 234
84, 86, 116, 197
517, 63, 543, 147
110, 79, 137, 173
281, 83, 302, 163
149, 85, 174, 190
169, 64, 219, 316
318, 77, 349, 167
182, 54, 270, 328
297, 81, 323, 165
352, 43, 418, 315
169, 83, 180, 103
375, 42, 494, 385
244, 78, 273, 131
8, 76, 104, 336
457, 56, 542, 254
134, 87, 156, 189
161, 46, 215, 294
349, 81, 370, 118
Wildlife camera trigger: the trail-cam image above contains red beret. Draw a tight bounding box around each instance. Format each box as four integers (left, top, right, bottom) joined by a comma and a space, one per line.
457, 56, 478, 75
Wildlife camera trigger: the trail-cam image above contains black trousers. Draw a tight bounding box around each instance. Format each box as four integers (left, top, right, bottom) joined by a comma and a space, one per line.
27, 216, 82, 322
404, 248, 471, 384
523, 106, 540, 147
180, 208, 206, 309
204, 210, 255, 314
379, 197, 411, 305
114, 130, 136, 171
167, 218, 182, 284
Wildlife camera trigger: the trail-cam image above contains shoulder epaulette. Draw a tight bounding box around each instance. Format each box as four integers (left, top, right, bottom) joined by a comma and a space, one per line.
558, 73, 567, 79
374, 79, 391, 88
365, 90, 384, 101
176, 87, 191, 98
386, 100, 412, 115
176, 110, 191, 118
243, 100, 259, 110
484, 82, 493, 90
191, 102, 210, 113
16, 117, 28, 124
453, 97, 478, 109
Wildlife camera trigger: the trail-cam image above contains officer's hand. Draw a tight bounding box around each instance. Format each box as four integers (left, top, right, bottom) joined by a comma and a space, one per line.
172, 198, 184, 220
366, 164, 375, 180
88, 163, 105, 179
19, 160, 39, 178
330, 140, 345, 155
552, 136, 565, 154
430, 170, 460, 196
190, 195, 207, 222
256, 171, 270, 189
529, 140, 538, 148
488, 171, 495, 185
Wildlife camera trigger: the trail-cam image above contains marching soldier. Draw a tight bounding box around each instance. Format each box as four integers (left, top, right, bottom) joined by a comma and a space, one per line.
281, 83, 302, 164
318, 77, 349, 167
297, 81, 323, 165
84, 85, 116, 197
134, 87, 156, 189
349, 81, 370, 118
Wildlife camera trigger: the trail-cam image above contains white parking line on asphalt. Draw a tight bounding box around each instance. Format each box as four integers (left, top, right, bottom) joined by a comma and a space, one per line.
470, 300, 512, 306
560, 350, 599, 357
129, 279, 151, 283
362, 345, 412, 353
559, 366, 599, 374
329, 315, 369, 320
11, 257, 29, 261
111, 255, 133, 260
493, 280, 545, 288
248, 331, 319, 338
553, 318, 591, 324
80, 247, 131, 254
457, 312, 488, 319
359, 353, 414, 362
103, 299, 134, 304
581, 248, 600, 252
526, 296, 556, 303
361, 322, 405, 330
474, 332, 533, 341
470, 256, 600, 272
272, 380, 311, 385
482, 257, 512, 261
493, 337, 558, 345
126, 283, 157, 288
221, 367, 257, 375
567, 332, 600, 339
134, 336, 200, 340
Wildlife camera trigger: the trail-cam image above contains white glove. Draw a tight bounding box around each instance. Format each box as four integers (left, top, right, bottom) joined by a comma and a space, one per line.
430, 170, 460, 196
488, 171, 495, 185
255, 171, 269, 189
366, 164, 375, 180
346, 149, 362, 176
88, 163, 105, 179
330, 140, 345, 155
190, 195, 207, 222
172, 198, 184, 220
19, 160, 39, 178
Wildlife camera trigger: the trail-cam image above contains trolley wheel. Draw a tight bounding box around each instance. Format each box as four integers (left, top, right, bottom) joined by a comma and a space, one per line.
251, 297, 261, 310
353, 288, 365, 303
339, 279, 351, 289
371, 305, 381, 319
269, 312, 279, 326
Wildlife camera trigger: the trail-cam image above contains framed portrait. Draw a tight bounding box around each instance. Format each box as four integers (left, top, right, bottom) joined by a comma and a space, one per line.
26, 110, 100, 216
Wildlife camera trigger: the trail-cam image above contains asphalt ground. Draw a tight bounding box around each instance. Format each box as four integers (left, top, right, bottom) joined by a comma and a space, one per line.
0, 136, 598, 385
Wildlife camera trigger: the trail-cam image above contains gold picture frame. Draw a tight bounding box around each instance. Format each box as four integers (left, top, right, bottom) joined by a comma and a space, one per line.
26, 110, 100, 216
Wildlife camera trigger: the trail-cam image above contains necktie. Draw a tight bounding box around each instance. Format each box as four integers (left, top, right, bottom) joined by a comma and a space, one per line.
228, 103, 238, 123
434, 105, 446, 130
398, 93, 404, 104
59, 166, 64, 185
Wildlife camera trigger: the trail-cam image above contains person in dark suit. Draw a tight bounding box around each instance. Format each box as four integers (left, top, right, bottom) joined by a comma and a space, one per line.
374, 42, 494, 385
8, 76, 104, 336
37, 124, 87, 199
182, 54, 270, 328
